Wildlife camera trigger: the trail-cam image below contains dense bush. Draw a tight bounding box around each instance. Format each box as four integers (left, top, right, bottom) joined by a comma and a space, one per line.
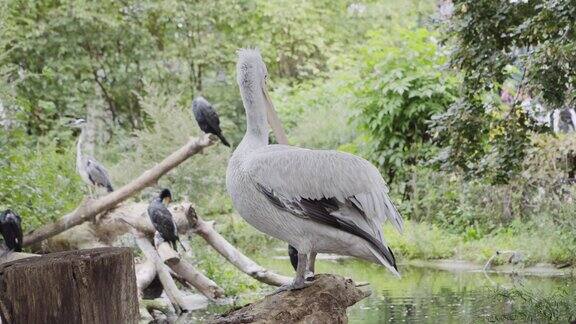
436, 0, 576, 181
353, 28, 457, 181
102, 85, 233, 216
0, 130, 83, 231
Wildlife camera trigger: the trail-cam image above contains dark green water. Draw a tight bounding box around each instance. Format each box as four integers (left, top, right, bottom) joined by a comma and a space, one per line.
256, 256, 574, 323
192, 256, 574, 323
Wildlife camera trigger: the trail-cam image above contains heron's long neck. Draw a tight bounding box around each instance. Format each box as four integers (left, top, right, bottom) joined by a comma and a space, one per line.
76, 128, 85, 167
239, 86, 269, 150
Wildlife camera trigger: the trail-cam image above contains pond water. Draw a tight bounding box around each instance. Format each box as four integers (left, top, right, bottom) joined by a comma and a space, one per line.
193, 255, 574, 323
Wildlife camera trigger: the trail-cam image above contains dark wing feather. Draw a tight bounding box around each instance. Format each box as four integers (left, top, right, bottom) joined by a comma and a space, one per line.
147, 202, 178, 245
258, 185, 397, 271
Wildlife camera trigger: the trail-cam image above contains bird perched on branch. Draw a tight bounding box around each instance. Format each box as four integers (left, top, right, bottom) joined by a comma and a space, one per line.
192, 96, 230, 147
0, 209, 23, 252
70, 118, 114, 197
227, 49, 404, 292
147, 189, 183, 251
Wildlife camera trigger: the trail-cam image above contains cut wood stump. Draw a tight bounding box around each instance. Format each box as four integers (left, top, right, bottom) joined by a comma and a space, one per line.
211, 274, 370, 324
0, 247, 139, 324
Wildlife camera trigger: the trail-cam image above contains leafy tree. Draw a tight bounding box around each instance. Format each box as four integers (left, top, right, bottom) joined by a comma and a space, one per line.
434, 0, 576, 183
354, 28, 457, 181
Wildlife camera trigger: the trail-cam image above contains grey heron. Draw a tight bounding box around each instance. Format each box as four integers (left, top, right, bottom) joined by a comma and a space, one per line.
70, 118, 114, 196
226, 49, 404, 292
192, 96, 230, 147
147, 189, 183, 251
0, 209, 23, 252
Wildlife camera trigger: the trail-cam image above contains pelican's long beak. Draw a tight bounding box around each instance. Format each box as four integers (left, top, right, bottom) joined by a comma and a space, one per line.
262, 85, 289, 145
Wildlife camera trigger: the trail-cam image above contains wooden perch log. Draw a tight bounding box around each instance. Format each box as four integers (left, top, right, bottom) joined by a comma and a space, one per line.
44, 202, 194, 252
186, 208, 291, 287
135, 233, 193, 313
136, 259, 157, 298
24, 133, 216, 247
0, 248, 139, 324
156, 240, 180, 265
156, 241, 226, 301
212, 274, 370, 323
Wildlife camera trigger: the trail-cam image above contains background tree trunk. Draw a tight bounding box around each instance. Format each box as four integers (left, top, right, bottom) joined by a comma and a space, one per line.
0, 247, 139, 324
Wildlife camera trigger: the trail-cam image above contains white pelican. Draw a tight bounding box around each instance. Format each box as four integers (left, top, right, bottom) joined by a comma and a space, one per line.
226, 49, 404, 291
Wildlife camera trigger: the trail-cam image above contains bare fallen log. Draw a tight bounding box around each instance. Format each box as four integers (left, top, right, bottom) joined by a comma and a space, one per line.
136, 259, 157, 298
186, 208, 292, 286
135, 233, 194, 313
186, 208, 292, 287
0, 248, 139, 324
140, 298, 176, 319
156, 240, 226, 301
24, 133, 216, 247
212, 274, 370, 324
44, 202, 194, 252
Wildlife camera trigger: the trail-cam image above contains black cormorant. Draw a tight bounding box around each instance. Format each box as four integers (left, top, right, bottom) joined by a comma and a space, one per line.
147, 189, 182, 251
0, 209, 23, 252
192, 96, 230, 147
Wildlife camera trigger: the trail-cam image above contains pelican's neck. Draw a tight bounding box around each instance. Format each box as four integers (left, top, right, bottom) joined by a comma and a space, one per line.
238, 85, 269, 151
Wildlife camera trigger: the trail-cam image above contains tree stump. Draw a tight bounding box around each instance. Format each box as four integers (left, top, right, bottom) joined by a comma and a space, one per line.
211, 274, 371, 324
0, 247, 139, 324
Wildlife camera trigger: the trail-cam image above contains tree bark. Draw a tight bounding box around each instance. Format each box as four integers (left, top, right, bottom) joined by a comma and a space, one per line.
156, 241, 226, 301
42, 202, 195, 252
134, 233, 194, 313
23, 133, 216, 247
186, 209, 291, 287
211, 274, 370, 324
0, 247, 139, 324
135, 259, 157, 298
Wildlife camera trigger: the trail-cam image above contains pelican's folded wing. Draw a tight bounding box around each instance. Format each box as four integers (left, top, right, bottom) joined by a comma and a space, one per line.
245, 145, 404, 233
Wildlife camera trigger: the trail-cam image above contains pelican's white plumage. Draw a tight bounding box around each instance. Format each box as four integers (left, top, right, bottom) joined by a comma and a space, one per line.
227, 49, 403, 290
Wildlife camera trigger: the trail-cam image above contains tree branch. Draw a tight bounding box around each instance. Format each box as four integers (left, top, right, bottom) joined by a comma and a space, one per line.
135, 233, 193, 313
186, 209, 292, 287
156, 240, 226, 301
23, 133, 216, 247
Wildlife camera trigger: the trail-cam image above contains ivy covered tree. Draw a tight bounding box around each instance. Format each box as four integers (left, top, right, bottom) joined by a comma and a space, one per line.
433, 0, 576, 183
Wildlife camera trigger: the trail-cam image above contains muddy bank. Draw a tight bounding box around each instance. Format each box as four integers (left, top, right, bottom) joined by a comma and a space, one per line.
403, 259, 574, 277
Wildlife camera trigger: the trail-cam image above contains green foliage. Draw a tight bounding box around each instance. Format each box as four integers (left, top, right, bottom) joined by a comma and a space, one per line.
271, 69, 358, 149
354, 28, 457, 181
384, 222, 459, 260
104, 84, 233, 216
435, 0, 576, 181
489, 287, 576, 322
189, 235, 262, 296
0, 131, 83, 232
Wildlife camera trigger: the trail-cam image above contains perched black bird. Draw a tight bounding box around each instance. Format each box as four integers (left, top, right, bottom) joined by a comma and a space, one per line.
192, 96, 230, 147
0, 209, 23, 252
147, 189, 182, 251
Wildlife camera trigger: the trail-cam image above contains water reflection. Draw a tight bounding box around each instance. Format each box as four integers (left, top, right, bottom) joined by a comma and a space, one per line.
270, 257, 573, 323
190, 256, 573, 323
